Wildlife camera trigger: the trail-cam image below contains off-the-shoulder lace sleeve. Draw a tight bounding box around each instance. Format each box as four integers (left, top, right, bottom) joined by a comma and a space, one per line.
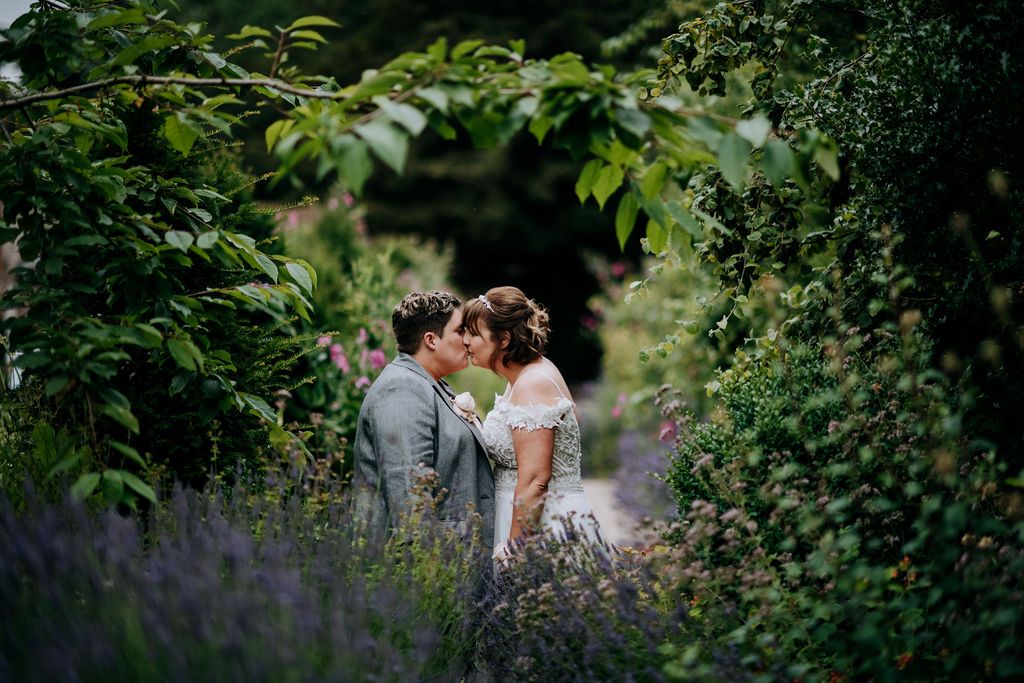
504, 397, 574, 431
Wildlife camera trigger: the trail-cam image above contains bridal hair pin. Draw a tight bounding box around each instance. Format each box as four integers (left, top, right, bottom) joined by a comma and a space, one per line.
478, 295, 494, 312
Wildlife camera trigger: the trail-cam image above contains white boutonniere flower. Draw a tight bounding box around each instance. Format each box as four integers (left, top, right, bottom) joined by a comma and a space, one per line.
453, 391, 478, 423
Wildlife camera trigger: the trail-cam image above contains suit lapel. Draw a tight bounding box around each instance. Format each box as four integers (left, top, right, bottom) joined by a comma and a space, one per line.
432, 381, 490, 455
393, 354, 490, 456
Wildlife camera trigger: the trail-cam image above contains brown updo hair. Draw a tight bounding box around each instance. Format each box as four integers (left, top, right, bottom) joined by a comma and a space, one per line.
463, 286, 550, 369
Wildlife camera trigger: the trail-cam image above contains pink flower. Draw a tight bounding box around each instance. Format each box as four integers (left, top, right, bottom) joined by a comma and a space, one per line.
355, 376, 371, 390
327, 197, 339, 210
355, 218, 367, 235
342, 192, 355, 207
357, 327, 369, 344
580, 314, 598, 331
611, 405, 624, 419
658, 420, 677, 442
610, 262, 627, 278
317, 335, 332, 346
368, 348, 387, 369
287, 211, 299, 227
329, 344, 350, 373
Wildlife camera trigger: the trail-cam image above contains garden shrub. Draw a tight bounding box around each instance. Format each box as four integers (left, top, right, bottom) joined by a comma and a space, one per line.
658, 333, 1024, 680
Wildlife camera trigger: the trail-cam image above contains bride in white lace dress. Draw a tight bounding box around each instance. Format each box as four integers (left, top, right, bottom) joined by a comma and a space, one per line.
462, 286, 603, 559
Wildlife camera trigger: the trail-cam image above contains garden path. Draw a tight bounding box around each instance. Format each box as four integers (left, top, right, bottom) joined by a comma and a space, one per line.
582, 478, 637, 546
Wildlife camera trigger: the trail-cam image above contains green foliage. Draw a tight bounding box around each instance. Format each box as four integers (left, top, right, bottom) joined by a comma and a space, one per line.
658, 333, 1024, 680
273, 195, 463, 470
0, 2, 327, 497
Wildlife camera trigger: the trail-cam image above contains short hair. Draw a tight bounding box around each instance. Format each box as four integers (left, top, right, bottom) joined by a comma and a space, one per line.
392, 291, 462, 354
462, 286, 550, 370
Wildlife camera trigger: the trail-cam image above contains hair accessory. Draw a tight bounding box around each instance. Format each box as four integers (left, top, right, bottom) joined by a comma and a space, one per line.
478, 295, 494, 312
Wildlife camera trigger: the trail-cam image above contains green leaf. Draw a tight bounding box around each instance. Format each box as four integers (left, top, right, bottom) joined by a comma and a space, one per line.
639, 162, 668, 200
574, 159, 603, 203
167, 338, 204, 372
265, 118, 294, 152
45, 376, 70, 396
285, 16, 342, 31
417, 86, 450, 114
615, 108, 651, 140
165, 230, 194, 252
111, 35, 178, 66
760, 139, 795, 186
592, 164, 625, 210
110, 441, 147, 470
71, 472, 101, 502
121, 471, 157, 503
333, 135, 373, 196
101, 469, 125, 504
240, 392, 278, 423
717, 132, 751, 191
615, 191, 640, 250
665, 201, 703, 239
134, 324, 163, 347
814, 139, 841, 180
646, 219, 668, 254
378, 100, 428, 136
427, 37, 448, 62
99, 403, 140, 434
164, 114, 203, 156
285, 262, 314, 297
89, 8, 147, 29
226, 25, 273, 39
290, 29, 327, 43
735, 115, 772, 148
196, 231, 219, 249
355, 120, 409, 175
452, 39, 485, 59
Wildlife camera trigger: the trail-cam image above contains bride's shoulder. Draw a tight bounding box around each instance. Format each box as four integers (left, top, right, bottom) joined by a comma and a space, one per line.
510, 364, 569, 407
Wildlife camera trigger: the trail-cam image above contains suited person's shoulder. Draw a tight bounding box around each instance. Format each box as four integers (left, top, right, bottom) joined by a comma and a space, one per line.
369, 362, 435, 396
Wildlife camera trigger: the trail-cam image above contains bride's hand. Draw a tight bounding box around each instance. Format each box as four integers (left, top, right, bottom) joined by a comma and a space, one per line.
492, 540, 515, 566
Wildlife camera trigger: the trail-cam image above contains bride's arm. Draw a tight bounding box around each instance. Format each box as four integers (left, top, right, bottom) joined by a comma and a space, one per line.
507, 376, 561, 542
508, 426, 554, 541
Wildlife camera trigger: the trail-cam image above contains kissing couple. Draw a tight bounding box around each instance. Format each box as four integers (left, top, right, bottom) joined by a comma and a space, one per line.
351, 287, 603, 562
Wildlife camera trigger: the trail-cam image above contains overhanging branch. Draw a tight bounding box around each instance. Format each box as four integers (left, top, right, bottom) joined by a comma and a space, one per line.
0, 75, 340, 111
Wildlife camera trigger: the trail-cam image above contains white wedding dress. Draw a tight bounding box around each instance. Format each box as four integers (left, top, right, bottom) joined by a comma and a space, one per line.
482, 370, 603, 551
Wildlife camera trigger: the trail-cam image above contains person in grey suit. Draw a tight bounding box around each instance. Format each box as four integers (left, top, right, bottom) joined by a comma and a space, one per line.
352, 290, 495, 549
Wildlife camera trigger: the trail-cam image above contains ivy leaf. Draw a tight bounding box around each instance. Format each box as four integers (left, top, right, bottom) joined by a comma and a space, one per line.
355, 120, 409, 175
574, 159, 603, 203
592, 164, 625, 210
615, 191, 640, 250
164, 113, 203, 156
717, 132, 751, 191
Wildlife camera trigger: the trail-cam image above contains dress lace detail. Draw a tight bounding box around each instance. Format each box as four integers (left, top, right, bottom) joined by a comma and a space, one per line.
482, 395, 585, 494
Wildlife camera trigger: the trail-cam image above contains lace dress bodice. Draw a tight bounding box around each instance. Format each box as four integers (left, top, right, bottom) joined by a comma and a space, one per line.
481, 394, 585, 494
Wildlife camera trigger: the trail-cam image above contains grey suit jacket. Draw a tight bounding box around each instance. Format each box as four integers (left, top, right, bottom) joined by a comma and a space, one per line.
351, 353, 495, 548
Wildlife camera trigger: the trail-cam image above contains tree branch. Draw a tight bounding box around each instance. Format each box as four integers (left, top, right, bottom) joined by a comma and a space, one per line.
0, 75, 341, 111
